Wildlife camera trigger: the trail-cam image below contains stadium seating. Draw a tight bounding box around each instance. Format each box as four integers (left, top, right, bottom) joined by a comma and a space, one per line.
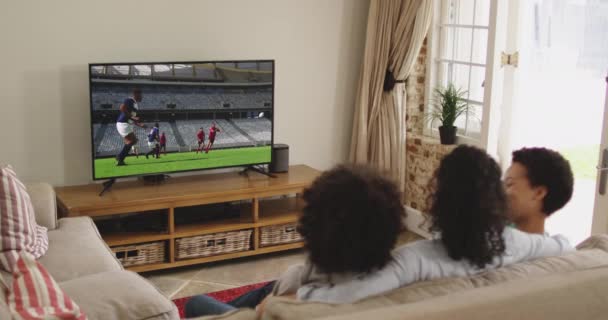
95, 122, 178, 157
231, 118, 271, 144
90, 85, 271, 110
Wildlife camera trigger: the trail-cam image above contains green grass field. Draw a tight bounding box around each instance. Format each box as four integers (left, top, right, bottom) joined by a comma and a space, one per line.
558, 144, 600, 180
94, 146, 271, 179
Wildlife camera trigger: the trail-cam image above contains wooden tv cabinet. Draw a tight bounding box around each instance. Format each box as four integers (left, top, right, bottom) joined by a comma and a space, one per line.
54, 165, 320, 272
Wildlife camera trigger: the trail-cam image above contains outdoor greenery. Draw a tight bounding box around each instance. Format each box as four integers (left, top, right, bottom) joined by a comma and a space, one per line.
559, 144, 600, 180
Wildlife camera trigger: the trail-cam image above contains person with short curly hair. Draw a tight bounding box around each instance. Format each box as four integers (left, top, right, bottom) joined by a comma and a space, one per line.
185, 164, 405, 317
505, 147, 574, 234
297, 145, 573, 303
297, 164, 405, 274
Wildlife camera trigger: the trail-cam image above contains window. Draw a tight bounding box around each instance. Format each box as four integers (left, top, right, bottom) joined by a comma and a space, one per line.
173, 64, 194, 77
131, 65, 152, 77
152, 64, 172, 77
107, 65, 130, 76
427, 0, 492, 140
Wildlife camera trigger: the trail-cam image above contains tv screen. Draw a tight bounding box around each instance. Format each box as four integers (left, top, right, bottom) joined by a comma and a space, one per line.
89, 60, 274, 180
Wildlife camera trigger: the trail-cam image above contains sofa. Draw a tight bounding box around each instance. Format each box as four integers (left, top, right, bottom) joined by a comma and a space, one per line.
0, 183, 179, 320
195, 234, 608, 320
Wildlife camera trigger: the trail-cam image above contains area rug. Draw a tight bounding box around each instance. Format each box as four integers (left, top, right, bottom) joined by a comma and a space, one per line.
173, 281, 271, 319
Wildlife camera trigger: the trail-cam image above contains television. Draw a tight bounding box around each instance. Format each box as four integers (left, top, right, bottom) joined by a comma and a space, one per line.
89, 60, 274, 180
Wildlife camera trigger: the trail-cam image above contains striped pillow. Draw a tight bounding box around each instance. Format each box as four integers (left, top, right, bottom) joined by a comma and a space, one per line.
0, 165, 49, 272
5, 252, 86, 320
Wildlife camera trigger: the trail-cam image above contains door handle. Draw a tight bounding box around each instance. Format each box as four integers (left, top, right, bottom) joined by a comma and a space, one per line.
598, 149, 608, 195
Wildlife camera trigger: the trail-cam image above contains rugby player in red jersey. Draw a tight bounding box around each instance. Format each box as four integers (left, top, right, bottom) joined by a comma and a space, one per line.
196, 127, 205, 154
204, 122, 221, 153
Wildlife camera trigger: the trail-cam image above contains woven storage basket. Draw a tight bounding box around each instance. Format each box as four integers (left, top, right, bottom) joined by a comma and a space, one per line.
260, 223, 303, 247
176, 229, 253, 260
112, 241, 166, 267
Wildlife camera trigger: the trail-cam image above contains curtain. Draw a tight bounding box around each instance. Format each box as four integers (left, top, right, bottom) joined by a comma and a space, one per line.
349, 0, 433, 191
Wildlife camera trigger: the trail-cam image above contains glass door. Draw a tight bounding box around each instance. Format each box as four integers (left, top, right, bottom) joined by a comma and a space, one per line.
501, 0, 608, 243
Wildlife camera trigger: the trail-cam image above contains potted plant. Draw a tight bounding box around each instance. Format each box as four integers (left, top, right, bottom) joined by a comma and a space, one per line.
426, 83, 471, 145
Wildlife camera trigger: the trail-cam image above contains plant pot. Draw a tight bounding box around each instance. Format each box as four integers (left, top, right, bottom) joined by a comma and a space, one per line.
438, 126, 457, 145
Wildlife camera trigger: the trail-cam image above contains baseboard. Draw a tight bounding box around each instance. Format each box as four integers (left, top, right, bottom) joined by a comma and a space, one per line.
403, 206, 432, 239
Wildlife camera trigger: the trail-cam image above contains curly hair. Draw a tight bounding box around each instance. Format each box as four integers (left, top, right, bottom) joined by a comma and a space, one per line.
428, 145, 508, 269
512, 147, 574, 216
297, 165, 405, 274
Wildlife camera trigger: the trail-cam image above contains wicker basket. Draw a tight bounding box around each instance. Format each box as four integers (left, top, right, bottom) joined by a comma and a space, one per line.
260, 223, 303, 247
112, 241, 166, 267
176, 229, 253, 260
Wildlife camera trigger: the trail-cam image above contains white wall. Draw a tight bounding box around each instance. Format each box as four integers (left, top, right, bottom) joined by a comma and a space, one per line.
0, 0, 369, 186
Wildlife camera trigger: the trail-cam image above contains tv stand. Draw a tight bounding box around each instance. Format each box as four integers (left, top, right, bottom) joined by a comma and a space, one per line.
99, 178, 116, 197
55, 165, 319, 273
240, 165, 276, 178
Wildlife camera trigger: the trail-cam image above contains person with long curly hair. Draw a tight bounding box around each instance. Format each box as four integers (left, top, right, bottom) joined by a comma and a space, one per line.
296, 145, 574, 303
185, 164, 405, 317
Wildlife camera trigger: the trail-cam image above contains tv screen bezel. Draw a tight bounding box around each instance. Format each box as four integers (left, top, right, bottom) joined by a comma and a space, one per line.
88, 59, 275, 181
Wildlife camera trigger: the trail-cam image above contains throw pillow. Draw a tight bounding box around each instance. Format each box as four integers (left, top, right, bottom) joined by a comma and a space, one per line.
0, 165, 48, 272
4, 252, 87, 320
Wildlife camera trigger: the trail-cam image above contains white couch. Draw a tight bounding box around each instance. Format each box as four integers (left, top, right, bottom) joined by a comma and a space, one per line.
0, 183, 180, 320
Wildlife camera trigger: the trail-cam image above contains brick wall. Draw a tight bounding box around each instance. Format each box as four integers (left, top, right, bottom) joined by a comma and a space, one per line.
404, 40, 456, 211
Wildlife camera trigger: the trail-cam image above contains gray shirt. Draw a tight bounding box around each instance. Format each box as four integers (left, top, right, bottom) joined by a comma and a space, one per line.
276, 227, 573, 303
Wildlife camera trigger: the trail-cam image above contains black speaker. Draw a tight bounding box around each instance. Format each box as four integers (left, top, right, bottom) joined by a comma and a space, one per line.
270, 144, 289, 173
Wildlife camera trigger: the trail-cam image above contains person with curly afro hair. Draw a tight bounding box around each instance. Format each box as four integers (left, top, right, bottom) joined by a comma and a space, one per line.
185, 164, 405, 317
296, 164, 405, 274
296, 145, 573, 303
504, 147, 574, 234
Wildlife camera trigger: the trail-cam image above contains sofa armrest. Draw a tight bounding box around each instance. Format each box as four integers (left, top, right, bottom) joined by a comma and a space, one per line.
25, 182, 58, 230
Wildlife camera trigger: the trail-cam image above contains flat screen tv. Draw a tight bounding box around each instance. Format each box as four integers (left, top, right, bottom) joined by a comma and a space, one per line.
89, 60, 274, 180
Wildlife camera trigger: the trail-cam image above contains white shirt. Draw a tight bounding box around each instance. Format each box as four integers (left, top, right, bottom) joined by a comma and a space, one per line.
296, 227, 573, 303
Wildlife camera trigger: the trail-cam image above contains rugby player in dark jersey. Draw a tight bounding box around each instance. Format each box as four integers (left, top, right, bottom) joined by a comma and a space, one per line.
115, 88, 146, 166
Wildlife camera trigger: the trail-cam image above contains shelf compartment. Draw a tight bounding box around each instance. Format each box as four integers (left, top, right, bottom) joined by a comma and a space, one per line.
104, 232, 171, 247
94, 210, 169, 246
257, 196, 303, 227
174, 201, 254, 238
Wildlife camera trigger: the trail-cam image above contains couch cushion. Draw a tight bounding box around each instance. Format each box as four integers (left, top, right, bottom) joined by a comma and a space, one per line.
262, 234, 608, 320
0, 165, 49, 272
39, 217, 122, 282
191, 309, 258, 320
319, 266, 608, 320
25, 182, 58, 230
60, 270, 179, 320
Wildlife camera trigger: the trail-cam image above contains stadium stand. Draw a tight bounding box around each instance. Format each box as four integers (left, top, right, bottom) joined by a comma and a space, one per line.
91, 85, 271, 110
96, 125, 124, 155
231, 118, 271, 144
95, 122, 178, 157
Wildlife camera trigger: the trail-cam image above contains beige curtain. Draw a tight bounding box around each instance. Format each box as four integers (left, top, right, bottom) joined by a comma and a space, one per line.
350, 0, 433, 191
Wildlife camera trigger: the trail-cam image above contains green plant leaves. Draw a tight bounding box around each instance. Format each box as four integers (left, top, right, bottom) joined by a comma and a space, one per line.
425, 83, 473, 128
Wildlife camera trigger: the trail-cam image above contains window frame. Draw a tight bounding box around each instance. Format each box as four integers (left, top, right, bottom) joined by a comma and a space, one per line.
424, 0, 495, 146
